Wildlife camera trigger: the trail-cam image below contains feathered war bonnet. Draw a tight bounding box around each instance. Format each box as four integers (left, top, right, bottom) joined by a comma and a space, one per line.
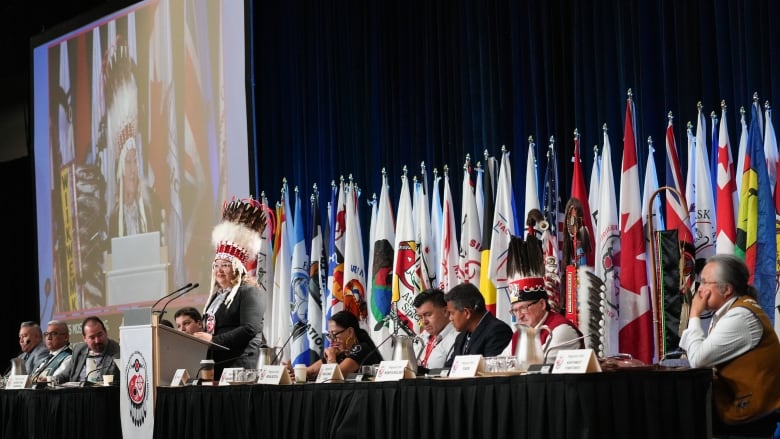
506, 234, 547, 304
206, 197, 266, 309
103, 36, 146, 236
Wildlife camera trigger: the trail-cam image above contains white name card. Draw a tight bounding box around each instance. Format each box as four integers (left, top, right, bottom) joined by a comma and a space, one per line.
448, 355, 484, 378
316, 363, 345, 383
257, 365, 291, 385
219, 367, 244, 385
374, 360, 416, 382
552, 349, 602, 374
6, 375, 30, 389
170, 369, 190, 387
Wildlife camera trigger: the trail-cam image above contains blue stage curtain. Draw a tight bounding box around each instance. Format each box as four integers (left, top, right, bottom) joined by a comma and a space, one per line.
249, 0, 780, 218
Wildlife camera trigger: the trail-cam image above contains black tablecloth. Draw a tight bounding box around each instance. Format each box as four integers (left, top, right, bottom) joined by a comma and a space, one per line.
0, 386, 122, 439
155, 368, 712, 439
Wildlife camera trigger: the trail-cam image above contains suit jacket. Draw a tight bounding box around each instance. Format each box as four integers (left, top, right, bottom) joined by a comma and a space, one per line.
206, 282, 265, 374
445, 312, 512, 367
18, 342, 49, 375
54, 339, 121, 384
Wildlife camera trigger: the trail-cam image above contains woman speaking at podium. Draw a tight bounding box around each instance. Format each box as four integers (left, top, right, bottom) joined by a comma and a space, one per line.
193, 198, 267, 379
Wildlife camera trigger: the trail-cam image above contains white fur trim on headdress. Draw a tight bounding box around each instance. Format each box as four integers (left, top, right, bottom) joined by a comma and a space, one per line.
205, 197, 266, 309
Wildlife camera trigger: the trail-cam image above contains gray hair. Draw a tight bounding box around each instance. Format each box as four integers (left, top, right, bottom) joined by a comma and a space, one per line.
20, 321, 42, 337
46, 320, 70, 334
706, 254, 757, 299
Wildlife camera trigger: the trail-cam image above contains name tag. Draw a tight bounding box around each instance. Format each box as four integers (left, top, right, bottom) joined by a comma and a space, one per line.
257, 365, 291, 385
374, 360, 415, 381
6, 375, 31, 389
448, 355, 484, 377
316, 364, 344, 383
551, 349, 601, 374
170, 369, 190, 387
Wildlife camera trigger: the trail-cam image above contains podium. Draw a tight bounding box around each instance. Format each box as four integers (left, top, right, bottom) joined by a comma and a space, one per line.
119, 307, 226, 438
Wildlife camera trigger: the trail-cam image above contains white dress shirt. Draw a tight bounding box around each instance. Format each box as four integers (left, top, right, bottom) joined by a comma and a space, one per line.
679, 297, 763, 368
415, 323, 458, 369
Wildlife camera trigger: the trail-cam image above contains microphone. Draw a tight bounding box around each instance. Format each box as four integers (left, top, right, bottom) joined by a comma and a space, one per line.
80, 368, 102, 387
25, 339, 31, 346
540, 335, 587, 366
355, 333, 394, 372
151, 283, 193, 314
373, 314, 391, 331
158, 283, 200, 319
374, 309, 416, 337
80, 355, 115, 386
271, 324, 308, 365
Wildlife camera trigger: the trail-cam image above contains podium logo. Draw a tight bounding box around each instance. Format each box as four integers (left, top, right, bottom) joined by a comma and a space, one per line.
125, 351, 150, 427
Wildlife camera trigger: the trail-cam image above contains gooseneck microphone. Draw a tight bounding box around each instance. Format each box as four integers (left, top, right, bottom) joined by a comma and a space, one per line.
540, 335, 587, 365
270, 324, 308, 365
158, 283, 200, 319
356, 333, 395, 371
151, 283, 193, 314
373, 309, 416, 337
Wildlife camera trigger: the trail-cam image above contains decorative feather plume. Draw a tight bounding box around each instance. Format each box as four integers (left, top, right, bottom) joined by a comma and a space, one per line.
577, 266, 606, 357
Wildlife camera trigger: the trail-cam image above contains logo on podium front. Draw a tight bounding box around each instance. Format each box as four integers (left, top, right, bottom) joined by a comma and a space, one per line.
125, 351, 150, 426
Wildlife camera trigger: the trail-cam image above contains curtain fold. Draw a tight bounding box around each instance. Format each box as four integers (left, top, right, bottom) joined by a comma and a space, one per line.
252, 0, 780, 220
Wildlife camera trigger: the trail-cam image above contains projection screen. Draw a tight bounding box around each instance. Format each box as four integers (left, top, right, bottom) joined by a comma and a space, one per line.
31, 0, 252, 332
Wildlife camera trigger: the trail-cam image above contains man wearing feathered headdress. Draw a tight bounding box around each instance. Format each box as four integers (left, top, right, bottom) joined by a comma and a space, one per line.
103, 37, 159, 239
505, 234, 584, 362
192, 197, 267, 378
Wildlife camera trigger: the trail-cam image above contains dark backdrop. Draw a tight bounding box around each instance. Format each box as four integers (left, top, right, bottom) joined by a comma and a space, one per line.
251, 0, 780, 217
4, 0, 780, 363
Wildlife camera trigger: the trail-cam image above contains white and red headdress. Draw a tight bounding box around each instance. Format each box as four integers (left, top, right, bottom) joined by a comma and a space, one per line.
506, 234, 548, 304
206, 197, 266, 309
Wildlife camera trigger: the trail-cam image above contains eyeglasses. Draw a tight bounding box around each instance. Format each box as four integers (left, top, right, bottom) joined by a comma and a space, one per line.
212, 262, 233, 270
44, 331, 66, 338
326, 328, 347, 341
698, 280, 721, 286
510, 299, 541, 315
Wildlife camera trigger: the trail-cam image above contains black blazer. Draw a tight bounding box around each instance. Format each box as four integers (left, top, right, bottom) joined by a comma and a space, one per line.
206, 282, 265, 372
444, 312, 512, 367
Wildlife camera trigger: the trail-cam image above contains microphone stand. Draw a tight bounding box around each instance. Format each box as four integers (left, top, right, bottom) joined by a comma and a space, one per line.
270, 324, 307, 365
151, 283, 193, 322
157, 283, 200, 321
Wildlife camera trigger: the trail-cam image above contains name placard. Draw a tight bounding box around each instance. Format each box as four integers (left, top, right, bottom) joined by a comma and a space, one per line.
170, 369, 190, 387
316, 363, 344, 383
258, 365, 291, 385
219, 367, 244, 385
448, 355, 484, 378
374, 360, 416, 382
6, 375, 30, 389
551, 349, 602, 374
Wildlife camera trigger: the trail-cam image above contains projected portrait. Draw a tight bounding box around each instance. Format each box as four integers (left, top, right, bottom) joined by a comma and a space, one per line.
35, 0, 250, 328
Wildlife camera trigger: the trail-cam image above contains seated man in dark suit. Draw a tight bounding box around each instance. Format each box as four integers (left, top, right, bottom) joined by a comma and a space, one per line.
53, 316, 120, 385
443, 283, 512, 367
30, 320, 72, 382
15, 321, 49, 374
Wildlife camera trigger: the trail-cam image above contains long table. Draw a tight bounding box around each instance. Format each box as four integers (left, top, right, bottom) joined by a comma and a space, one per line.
0, 386, 121, 439
155, 368, 712, 439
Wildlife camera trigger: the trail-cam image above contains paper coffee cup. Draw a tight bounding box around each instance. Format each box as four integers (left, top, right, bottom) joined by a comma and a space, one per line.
103, 375, 114, 386
294, 364, 307, 383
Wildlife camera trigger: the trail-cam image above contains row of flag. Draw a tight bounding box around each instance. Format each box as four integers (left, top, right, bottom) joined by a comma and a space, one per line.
254, 90, 780, 366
